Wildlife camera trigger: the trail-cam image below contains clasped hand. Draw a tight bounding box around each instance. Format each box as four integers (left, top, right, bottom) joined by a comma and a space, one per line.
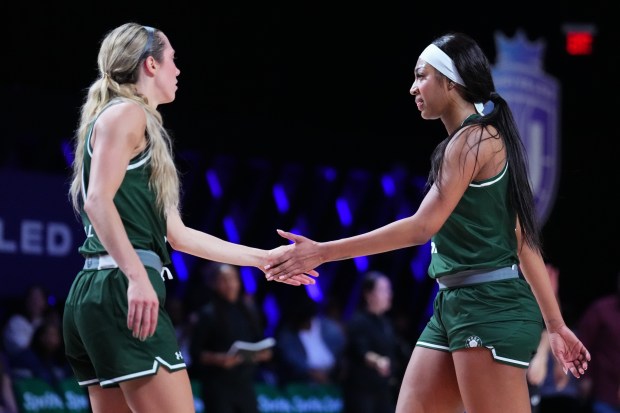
264, 229, 322, 285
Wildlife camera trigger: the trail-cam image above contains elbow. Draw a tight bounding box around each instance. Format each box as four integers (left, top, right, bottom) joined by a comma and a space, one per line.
166, 227, 188, 252
414, 225, 433, 245
414, 234, 433, 247
400, 215, 435, 247
83, 194, 101, 219
411, 221, 435, 246
167, 233, 181, 251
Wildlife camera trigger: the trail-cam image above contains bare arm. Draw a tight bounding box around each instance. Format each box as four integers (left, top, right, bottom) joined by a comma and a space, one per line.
83, 101, 158, 341
166, 209, 317, 286
265, 126, 484, 281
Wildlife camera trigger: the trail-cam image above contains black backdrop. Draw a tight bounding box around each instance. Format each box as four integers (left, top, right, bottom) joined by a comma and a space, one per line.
1, 0, 616, 325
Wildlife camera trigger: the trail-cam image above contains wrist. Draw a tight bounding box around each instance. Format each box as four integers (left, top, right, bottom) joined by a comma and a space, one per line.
544, 318, 566, 333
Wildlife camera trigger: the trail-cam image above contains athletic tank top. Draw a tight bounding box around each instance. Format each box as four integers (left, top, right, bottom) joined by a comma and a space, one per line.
77, 100, 171, 265
428, 161, 518, 279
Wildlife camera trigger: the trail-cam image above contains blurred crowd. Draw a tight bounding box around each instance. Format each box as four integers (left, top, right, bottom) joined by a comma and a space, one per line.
1, 264, 619, 413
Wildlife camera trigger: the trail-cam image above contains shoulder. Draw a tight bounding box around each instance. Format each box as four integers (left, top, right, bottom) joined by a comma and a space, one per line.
92, 99, 148, 149
445, 123, 503, 169
449, 123, 497, 151
96, 99, 147, 132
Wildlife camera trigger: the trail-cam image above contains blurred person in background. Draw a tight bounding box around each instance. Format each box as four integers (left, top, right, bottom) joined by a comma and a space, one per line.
527, 263, 586, 413
274, 289, 346, 385
342, 270, 404, 413
578, 271, 620, 413
2, 284, 54, 358
10, 318, 72, 388
189, 262, 273, 413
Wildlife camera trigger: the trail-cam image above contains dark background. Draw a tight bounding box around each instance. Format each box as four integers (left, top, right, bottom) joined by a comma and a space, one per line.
1, 0, 617, 328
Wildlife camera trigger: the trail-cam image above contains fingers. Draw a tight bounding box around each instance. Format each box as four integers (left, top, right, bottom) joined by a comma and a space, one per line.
265, 229, 319, 283
128, 303, 144, 340
127, 303, 136, 333
280, 274, 316, 285
144, 302, 158, 338
127, 301, 158, 341
265, 266, 319, 283
277, 228, 295, 242
566, 364, 585, 378
293, 273, 317, 284
277, 278, 302, 286
264, 239, 294, 274
562, 351, 590, 378
264, 260, 293, 281
265, 258, 318, 280
569, 346, 590, 377
268, 273, 318, 286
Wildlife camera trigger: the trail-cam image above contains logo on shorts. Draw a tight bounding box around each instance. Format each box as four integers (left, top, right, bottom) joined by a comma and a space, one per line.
465, 336, 483, 348
175, 351, 183, 360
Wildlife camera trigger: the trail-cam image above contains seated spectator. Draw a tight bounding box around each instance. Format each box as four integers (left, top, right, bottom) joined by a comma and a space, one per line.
9, 318, 72, 388
274, 290, 346, 385
577, 270, 620, 413
2, 285, 55, 357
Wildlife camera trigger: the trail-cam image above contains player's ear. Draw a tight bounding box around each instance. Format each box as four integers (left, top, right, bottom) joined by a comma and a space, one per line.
144, 56, 157, 75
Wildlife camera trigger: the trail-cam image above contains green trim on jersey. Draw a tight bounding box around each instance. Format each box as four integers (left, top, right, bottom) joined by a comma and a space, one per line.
428, 162, 518, 279
77, 100, 170, 266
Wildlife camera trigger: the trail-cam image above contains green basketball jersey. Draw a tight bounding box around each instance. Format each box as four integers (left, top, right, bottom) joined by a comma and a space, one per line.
428, 162, 518, 279
77, 102, 170, 266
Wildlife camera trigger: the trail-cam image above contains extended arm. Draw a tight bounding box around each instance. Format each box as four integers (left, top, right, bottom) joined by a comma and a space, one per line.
265, 126, 483, 281
166, 209, 317, 286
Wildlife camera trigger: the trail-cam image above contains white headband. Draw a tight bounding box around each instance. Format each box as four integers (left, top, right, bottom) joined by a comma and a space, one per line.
419, 43, 465, 86
419, 43, 485, 115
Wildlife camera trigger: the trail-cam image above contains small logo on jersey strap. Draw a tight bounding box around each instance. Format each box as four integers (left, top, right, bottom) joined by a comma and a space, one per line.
175, 351, 183, 360
465, 336, 483, 348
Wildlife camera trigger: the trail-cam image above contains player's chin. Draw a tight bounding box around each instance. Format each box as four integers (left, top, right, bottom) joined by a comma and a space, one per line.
164, 89, 177, 103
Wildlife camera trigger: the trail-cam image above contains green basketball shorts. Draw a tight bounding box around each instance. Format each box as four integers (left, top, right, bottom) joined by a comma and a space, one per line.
63, 265, 186, 388
416, 277, 544, 368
